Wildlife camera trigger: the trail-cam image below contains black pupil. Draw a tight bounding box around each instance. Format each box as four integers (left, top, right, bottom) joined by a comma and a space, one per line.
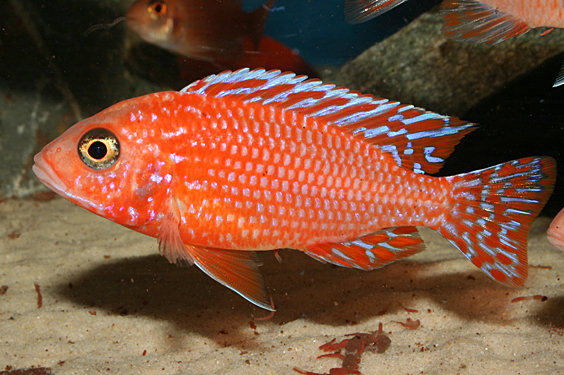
154, 4, 162, 12
88, 141, 107, 160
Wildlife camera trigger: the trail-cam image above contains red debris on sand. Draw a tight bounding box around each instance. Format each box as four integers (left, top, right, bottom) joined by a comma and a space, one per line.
294, 323, 391, 375
399, 303, 418, 313
34, 282, 42, 308
392, 318, 420, 330
511, 295, 548, 303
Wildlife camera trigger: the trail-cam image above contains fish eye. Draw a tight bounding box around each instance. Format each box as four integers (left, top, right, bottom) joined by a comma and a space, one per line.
148, 0, 167, 18
78, 128, 120, 170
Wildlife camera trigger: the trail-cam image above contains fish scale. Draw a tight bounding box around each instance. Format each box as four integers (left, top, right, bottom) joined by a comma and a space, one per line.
32, 68, 556, 310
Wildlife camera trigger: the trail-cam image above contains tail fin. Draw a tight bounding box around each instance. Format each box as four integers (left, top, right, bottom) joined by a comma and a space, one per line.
438, 157, 557, 287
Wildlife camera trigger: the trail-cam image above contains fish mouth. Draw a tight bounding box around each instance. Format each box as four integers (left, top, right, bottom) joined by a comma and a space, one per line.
32, 154, 69, 197
548, 231, 564, 252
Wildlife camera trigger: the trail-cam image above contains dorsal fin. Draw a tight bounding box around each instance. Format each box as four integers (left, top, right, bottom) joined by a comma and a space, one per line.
440, 0, 531, 44
181, 68, 475, 174
344, 0, 409, 24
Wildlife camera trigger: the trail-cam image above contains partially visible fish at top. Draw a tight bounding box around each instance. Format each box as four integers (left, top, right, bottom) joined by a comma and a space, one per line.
548, 207, 564, 252
344, 0, 564, 86
32, 68, 556, 310
125, 0, 314, 75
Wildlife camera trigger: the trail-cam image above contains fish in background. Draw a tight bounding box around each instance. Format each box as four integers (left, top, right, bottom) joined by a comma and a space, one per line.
126, 0, 314, 76
344, 0, 564, 86
548, 207, 564, 251
32, 68, 556, 310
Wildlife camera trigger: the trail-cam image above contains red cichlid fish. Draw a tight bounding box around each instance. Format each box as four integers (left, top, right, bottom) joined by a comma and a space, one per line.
126, 0, 270, 62
345, 0, 564, 44
32, 68, 556, 310
548, 207, 564, 251
125, 0, 313, 75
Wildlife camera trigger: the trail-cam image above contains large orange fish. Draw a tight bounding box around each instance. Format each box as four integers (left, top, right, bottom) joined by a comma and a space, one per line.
32, 68, 556, 310
126, 0, 313, 75
345, 0, 564, 44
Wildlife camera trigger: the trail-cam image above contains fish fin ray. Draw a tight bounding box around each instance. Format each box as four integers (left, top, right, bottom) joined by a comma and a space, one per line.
181, 68, 475, 174
553, 60, 564, 88
158, 198, 195, 266
345, 0, 409, 24
438, 157, 556, 287
440, 0, 531, 44
191, 247, 273, 311
305, 227, 425, 269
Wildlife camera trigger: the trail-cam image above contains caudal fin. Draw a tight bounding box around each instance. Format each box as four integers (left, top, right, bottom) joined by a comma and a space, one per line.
440, 0, 531, 44
438, 157, 556, 287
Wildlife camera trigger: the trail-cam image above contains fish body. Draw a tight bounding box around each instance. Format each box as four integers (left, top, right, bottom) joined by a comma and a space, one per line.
33, 69, 556, 310
345, 0, 564, 44
548, 207, 564, 251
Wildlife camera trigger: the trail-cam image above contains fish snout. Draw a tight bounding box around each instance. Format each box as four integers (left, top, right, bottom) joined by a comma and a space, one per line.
32, 152, 69, 196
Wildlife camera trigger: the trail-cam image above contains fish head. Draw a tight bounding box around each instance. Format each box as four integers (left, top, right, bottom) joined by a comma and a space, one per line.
126, 0, 178, 49
32, 96, 175, 228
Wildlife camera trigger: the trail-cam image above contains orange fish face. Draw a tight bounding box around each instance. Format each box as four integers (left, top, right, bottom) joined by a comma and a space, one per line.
32, 95, 176, 229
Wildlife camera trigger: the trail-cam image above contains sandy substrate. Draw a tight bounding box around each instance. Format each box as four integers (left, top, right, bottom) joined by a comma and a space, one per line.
1, 197, 564, 374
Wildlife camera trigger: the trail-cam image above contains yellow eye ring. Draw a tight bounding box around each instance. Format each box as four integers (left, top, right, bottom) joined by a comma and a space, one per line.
78, 128, 120, 170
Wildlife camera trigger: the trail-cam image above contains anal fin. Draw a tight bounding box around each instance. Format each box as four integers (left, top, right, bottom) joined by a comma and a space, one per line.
305, 227, 425, 270
440, 0, 531, 44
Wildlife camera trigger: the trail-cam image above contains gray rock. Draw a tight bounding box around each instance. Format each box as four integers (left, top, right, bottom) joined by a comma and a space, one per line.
336, 9, 564, 116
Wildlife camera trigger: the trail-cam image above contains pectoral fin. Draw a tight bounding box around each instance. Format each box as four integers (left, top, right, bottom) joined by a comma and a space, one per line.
157, 197, 272, 310
158, 198, 195, 266
190, 247, 273, 311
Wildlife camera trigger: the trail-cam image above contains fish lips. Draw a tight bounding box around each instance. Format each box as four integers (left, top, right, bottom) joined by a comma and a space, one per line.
32, 153, 69, 198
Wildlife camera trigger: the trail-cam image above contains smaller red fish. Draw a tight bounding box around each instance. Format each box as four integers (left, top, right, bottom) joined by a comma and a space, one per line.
126, 0, 313, 75
548, 207, 564, 252
126, 0, 269, 62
